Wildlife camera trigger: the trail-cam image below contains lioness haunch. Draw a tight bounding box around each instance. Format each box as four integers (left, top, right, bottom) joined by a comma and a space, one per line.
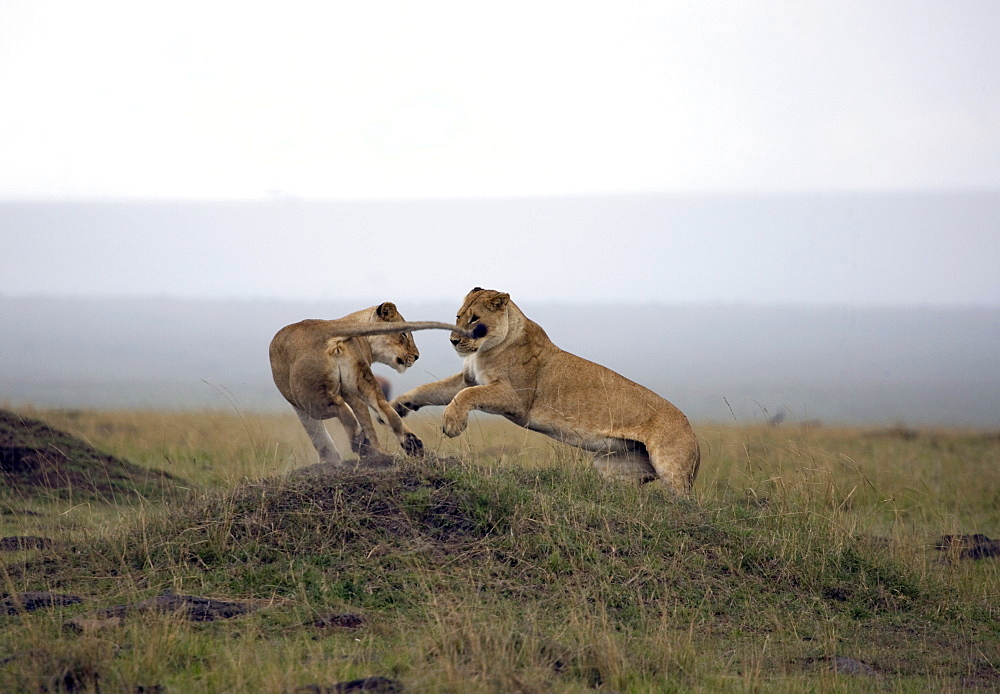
391, 288, 700, 496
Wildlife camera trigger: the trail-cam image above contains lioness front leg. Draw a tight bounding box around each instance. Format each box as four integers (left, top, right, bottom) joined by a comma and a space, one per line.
442, 383, 524, 438
351, 371, 423, 457
370, 392, 424, 456
391, 372, 467, 418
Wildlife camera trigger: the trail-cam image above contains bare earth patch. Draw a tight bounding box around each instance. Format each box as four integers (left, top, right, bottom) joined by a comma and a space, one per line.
0, 408, 183, 502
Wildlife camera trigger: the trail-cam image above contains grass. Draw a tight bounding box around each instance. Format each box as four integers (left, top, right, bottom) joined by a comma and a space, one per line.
1, 406, 998, 692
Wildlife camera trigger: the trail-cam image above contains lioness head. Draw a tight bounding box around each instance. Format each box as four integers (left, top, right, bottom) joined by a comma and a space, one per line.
450, 287, 509, 356
371, 301, 420, 373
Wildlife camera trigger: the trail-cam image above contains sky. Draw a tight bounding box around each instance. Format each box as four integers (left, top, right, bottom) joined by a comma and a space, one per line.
1, 2, 998, 305
1, 1, 998, 200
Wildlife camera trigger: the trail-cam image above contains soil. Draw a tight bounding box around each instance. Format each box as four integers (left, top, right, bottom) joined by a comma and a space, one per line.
61, 593, 262, 636
296, 677, 404, 693
2, 591, 83, 615
314, 612, 365, 629
0, 408, 183, 502
0, 536, 51, 551
97, 593, 257, 622
935, 534, 1000, 560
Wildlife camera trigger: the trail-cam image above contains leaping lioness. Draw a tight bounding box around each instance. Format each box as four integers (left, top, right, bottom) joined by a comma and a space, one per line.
269, 302, 470, 465
391, 288, 700, 495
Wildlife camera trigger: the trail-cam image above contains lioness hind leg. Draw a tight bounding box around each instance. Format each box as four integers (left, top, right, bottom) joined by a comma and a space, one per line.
294, 406, 345, 465
592, 449, 658, 485
325, 399, 371, 459
645, 434, 701, 497
341, 391, 390, 459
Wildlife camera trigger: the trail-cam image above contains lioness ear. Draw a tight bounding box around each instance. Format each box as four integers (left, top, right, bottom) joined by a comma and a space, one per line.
487, 293, 509, 311
471, 286, 484, 293
376, 302, 398, 320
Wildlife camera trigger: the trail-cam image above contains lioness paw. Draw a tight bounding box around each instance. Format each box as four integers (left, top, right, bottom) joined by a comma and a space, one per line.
402, 432, 424, 457
393, 400, 419, 418
442, 405, 467, 438
350, 432, 373, 455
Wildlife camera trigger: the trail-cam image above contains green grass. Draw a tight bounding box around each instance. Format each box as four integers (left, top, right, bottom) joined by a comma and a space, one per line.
1, 407, 998, 692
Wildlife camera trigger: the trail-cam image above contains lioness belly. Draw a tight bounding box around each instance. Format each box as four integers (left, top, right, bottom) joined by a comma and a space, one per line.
524, 418, 636, 455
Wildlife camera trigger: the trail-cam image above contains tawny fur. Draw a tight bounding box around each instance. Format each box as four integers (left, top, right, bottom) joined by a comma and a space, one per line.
392, 288, 700, 495
269, 302, 467, 465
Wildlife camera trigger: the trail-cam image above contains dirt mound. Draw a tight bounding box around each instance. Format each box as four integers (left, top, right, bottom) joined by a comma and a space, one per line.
0, 408, 183, 502
297, 677, 404, 693
935, 534, 1000, 560
97, 593, 257, 622
2, 591, 83, 615
0, 536, 51, 551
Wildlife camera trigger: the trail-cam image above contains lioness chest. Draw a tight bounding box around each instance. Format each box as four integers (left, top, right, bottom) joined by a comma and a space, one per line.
463, 354, 489, 386
463, 352, 538, 389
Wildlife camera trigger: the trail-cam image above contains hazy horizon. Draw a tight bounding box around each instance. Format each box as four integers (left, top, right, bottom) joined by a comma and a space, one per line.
3, 191, 998, 307
4, 294, 997, 428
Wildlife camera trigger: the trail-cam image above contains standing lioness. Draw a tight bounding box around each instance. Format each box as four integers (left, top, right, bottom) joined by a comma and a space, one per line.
269, 302, 467, 466
392, 288, 700, 495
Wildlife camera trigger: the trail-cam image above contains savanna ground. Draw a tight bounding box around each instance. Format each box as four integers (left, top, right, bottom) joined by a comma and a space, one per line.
1, 404, 998, 693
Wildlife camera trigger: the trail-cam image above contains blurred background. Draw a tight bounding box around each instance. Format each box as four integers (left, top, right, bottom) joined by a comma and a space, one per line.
2, 1, 998, 425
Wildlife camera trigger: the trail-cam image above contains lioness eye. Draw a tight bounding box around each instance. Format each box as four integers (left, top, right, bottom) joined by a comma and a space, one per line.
468, 314, 479, 325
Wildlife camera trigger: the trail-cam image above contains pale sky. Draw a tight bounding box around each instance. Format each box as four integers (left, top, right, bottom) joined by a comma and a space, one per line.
1, 2, 998, 306
1, 1, 998, 199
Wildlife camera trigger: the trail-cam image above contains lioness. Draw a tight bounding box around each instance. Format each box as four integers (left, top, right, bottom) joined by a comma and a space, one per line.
391, 288, 700, 495
269, 302, 469, 465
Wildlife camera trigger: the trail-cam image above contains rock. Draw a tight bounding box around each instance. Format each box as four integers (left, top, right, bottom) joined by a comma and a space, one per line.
802, 654, 875, 676
832, 656, 874, 675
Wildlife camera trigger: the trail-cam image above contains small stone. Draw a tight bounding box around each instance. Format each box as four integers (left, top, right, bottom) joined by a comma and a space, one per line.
832, 656, 874, 675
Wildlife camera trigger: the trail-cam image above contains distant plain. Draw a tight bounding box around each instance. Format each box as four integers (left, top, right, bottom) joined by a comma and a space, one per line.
3, 295, 997, 427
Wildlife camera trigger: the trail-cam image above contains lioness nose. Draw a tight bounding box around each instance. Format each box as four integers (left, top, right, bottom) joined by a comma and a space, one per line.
450, 336, 460, 346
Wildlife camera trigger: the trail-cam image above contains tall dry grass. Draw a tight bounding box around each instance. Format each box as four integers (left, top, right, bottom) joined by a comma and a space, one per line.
1, 406, 997, 692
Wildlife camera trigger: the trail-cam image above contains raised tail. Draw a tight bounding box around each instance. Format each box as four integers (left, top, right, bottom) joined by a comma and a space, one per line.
321, 321, 473, 338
